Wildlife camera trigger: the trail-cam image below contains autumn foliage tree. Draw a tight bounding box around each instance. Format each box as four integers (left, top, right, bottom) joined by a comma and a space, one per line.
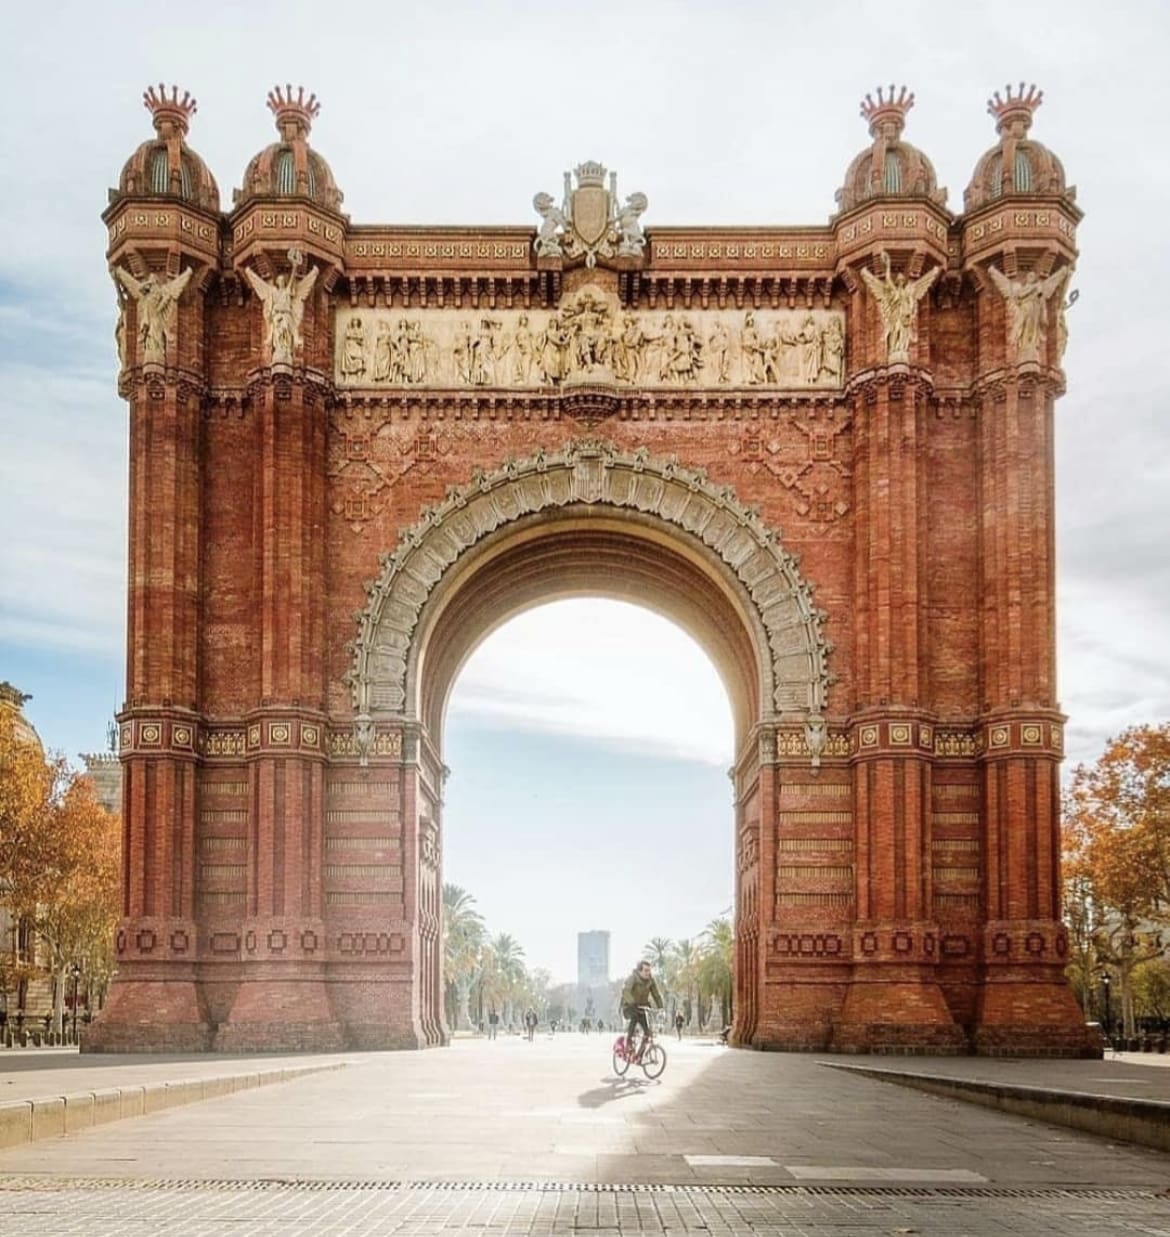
0, 703, 121, 1037
1064, 723, 1170, 1037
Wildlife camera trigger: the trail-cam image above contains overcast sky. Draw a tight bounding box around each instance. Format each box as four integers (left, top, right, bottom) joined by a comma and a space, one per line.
2, 0, 1168, 981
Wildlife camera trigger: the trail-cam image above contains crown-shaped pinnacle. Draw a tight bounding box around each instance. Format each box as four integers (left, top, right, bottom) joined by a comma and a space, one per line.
143, 83, 197, 134
267, 84, 321, 134
988, 82, 1043, 131
860, 84, 915, 133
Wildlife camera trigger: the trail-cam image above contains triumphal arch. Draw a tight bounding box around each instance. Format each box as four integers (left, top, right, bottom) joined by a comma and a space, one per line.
87, 81, 1097, 1055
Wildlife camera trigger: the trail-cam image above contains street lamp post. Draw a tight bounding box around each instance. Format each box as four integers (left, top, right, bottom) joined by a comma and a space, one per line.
1102, 973, 1112, 1046
70, 964, 81, 1045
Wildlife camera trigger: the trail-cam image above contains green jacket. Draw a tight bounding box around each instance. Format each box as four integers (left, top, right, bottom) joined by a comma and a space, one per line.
621, 971, 663, 1012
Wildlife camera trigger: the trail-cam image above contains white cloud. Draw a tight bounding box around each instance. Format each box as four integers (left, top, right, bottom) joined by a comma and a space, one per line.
450, 601, 735, 767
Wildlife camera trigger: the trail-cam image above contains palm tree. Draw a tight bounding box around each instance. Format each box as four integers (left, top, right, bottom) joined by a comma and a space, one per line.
442, 883, 485, 1031
698, 916, 734, 1029
478, 932, 526, 1027
643, 936, 674, 1015
671, 938, 700, 1028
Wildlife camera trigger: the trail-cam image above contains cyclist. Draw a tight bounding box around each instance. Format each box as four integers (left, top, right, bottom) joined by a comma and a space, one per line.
620, 960, 664, 1061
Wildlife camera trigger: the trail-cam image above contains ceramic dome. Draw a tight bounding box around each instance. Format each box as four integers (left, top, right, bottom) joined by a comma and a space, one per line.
115, 84, 219, 213
965, 84, 1071, 211
235, 85, 343, 212
836, 85, 946, 214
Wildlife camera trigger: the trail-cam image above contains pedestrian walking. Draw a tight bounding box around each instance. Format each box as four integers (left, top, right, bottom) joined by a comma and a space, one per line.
674, 1010, 685, 1041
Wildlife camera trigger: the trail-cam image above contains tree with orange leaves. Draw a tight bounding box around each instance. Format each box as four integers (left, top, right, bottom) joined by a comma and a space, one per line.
1065, 724, 1170, 1039
0, 703, 121, 1038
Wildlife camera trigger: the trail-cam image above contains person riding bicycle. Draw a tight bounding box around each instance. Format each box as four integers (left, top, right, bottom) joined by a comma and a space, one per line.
620, 960, 663, 1061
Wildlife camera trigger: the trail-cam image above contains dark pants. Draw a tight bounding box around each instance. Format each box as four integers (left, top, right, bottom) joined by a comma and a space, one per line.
623, 1007, 650, 1056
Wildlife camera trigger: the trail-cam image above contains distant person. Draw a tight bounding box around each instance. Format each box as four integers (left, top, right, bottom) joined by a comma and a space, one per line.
620, 959, 664, 1061
523, 1008, 538, 1042
487, 1009, 499, 1041
674, 1011, 685, 1041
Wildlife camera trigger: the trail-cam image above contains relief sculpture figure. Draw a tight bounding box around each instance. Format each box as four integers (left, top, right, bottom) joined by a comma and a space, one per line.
372, 321, 395, 382
563, 290, 614, 374
795, 317, 823, 385
741, 312, 769, 385
988, 264, 1069, 364
659, 315, 702, 385
860, 250, 939, 364
707, 320, 732, 384
821, 317, 845, 385
340, 316, 367, 378
511, 315, 536, 384
613, 315, 647, 383
244, 261, 319, 365
537, 315, 571, 384
406, 321, 430, 384
114, 265, 193, 364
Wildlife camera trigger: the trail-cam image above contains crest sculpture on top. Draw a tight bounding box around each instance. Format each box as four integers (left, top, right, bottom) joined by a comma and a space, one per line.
533, 162, 648, 267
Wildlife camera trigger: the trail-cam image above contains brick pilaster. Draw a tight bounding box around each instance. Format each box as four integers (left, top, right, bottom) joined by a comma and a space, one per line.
836, 376, 963, 1051
972, 377, 1092, 1054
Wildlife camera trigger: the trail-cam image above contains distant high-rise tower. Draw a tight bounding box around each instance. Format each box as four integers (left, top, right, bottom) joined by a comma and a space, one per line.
577, 931, 610, 1019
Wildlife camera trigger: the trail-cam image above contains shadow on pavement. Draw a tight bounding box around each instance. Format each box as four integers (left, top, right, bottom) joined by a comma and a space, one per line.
577, 1075, 662, 1108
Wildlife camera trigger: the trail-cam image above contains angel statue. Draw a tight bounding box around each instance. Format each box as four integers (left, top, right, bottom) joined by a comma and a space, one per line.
244, 255, 319, 365
616, 192, 648, 257
532, 192, 566, 258
988, 265, 1069, 365
113, 266, 193, 365
859, 250, 940, 364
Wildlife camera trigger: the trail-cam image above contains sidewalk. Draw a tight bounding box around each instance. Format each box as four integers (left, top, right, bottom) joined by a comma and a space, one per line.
0, 1046, 351, 1149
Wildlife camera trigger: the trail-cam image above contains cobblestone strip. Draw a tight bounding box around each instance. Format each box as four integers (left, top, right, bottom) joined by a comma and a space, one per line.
0, 1181, 1166, 1235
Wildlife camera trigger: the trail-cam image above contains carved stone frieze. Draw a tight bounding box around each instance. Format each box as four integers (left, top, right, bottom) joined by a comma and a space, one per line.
332, 285, 845, 391
349, 441, 831, 718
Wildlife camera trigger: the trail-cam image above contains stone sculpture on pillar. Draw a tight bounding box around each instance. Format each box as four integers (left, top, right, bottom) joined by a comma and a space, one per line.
244, 248, 319, 365
860, 250, 939, 364
988, 264, 1069, 364
113, 266, 193, 364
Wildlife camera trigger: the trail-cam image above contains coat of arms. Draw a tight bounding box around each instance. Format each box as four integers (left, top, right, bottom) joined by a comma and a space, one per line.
533, 162, 648, 268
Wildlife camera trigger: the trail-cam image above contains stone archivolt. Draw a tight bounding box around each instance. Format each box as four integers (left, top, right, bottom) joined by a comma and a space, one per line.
333, 286, 845, 391
350, 440, 830, 719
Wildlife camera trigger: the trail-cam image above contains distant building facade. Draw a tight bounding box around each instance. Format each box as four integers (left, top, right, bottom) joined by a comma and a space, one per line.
577, 930, 610, 1020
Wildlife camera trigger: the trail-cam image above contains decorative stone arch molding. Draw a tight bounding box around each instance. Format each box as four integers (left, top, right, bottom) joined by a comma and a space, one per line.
348, 440, 831, 723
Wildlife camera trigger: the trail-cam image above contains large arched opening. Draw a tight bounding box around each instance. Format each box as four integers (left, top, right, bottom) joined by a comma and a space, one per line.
440, 596, 735, 1037
349, 442, 830, 1046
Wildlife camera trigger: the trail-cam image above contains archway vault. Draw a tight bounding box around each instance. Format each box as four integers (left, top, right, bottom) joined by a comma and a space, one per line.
349, 440, 832, 746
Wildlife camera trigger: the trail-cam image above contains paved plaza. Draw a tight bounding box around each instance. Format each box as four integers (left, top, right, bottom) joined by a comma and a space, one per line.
1, 1035, 1168, 1233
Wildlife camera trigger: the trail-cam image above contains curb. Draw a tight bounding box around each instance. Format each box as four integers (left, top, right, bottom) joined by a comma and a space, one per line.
820, 1062, 1170, 1153
0, 1063, 347, 1151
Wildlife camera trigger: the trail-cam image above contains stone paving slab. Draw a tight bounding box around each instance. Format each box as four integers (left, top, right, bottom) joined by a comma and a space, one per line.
1, 1037, 1167, 1189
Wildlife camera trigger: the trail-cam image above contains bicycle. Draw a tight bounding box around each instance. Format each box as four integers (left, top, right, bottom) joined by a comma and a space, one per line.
612, 1007, 667, 1079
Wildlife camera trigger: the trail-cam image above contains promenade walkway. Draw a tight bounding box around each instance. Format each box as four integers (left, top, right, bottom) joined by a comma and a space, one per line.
0, 1035, 1167, 1234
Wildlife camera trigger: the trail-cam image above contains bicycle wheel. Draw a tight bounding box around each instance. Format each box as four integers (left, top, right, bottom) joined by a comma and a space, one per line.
641, 1040, 667, 1079
612, 1037, 631, 1076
